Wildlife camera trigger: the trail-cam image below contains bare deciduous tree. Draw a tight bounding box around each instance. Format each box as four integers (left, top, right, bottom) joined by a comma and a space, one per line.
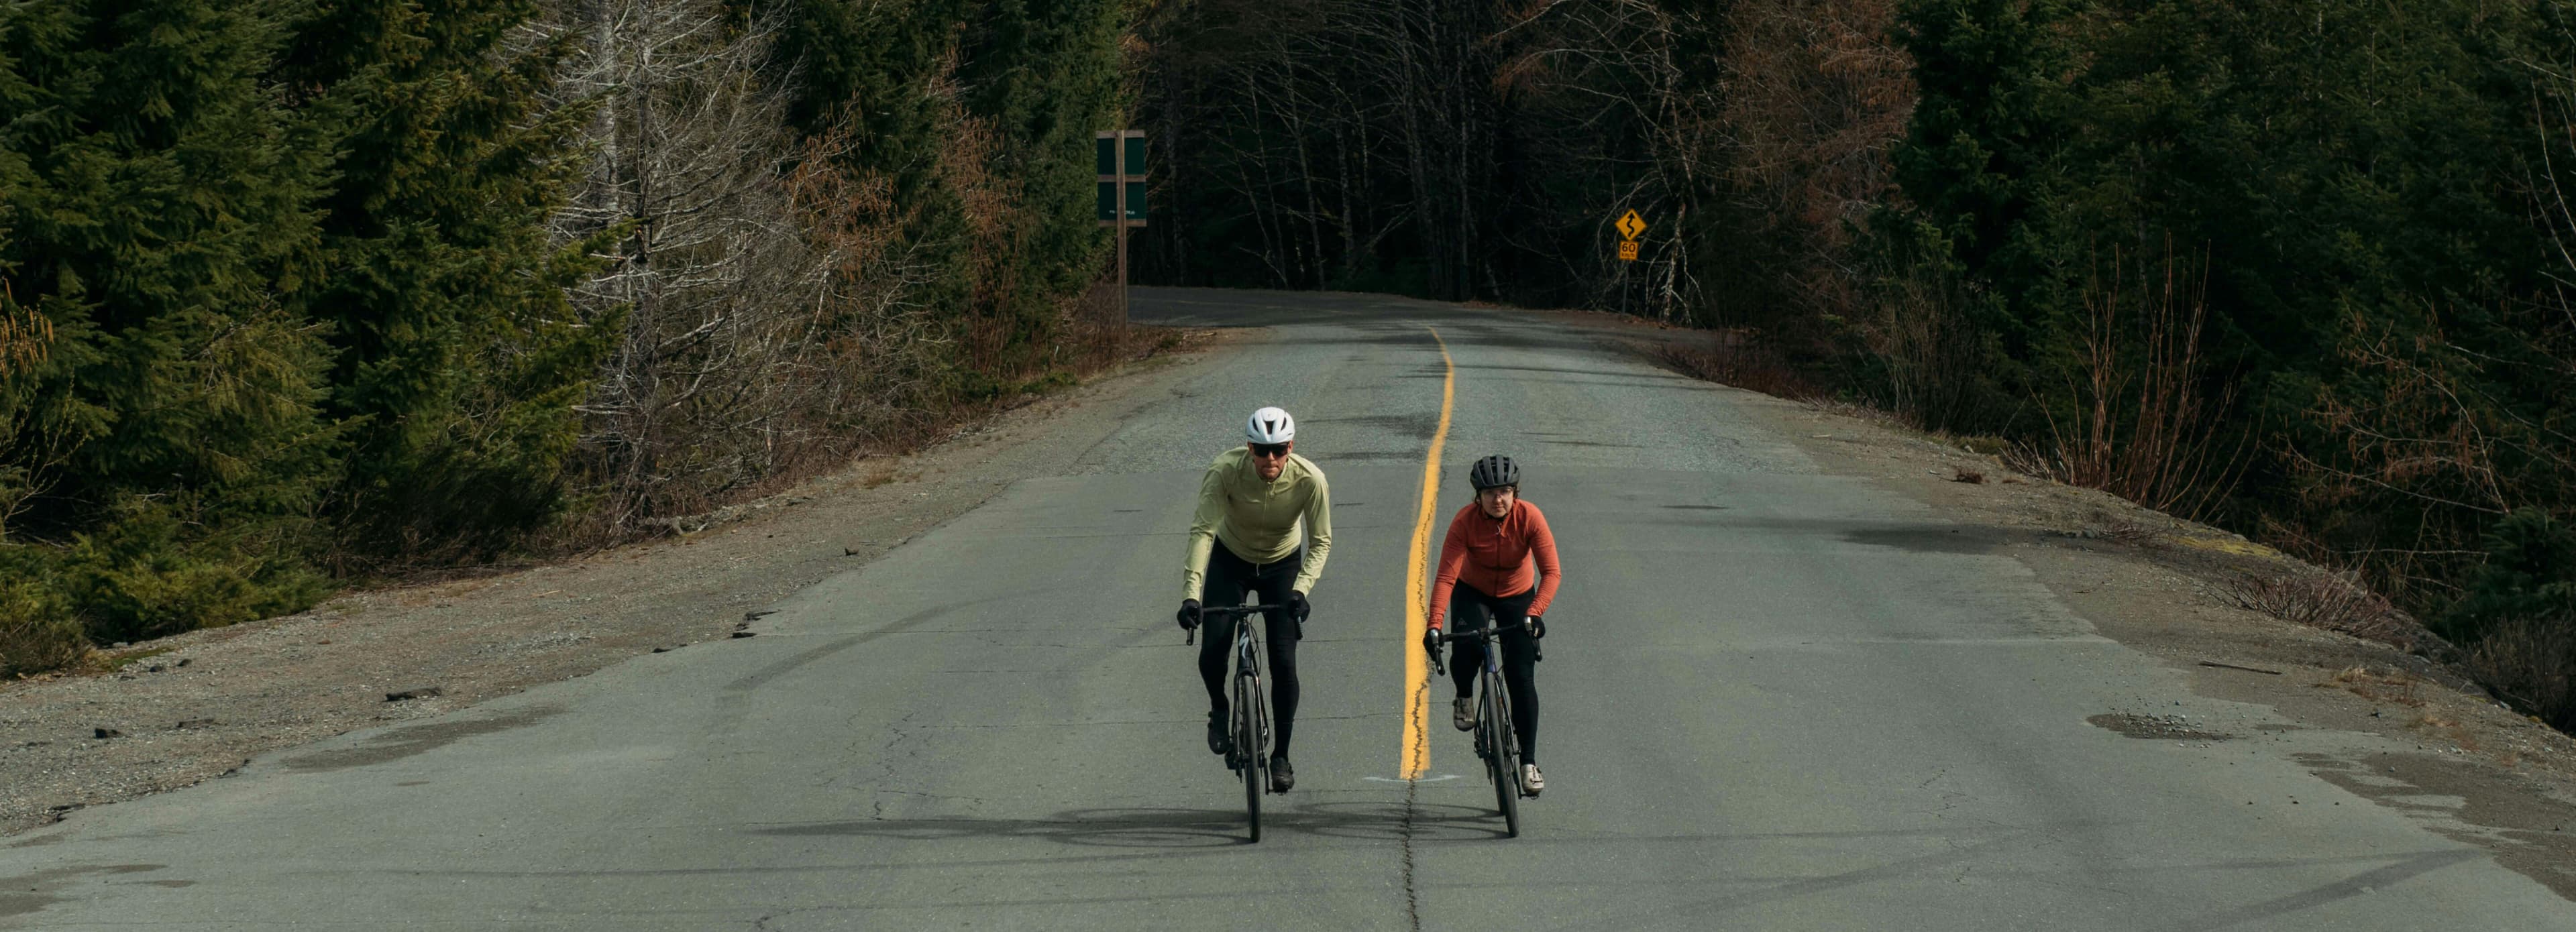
544, 0, 833, 529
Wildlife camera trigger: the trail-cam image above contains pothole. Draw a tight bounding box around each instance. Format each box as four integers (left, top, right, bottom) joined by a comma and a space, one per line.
2088, 713, 2235, 742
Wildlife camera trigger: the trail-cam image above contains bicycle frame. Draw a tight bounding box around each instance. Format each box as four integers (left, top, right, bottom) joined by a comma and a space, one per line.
1189, 602, 1288, 841
1442, 626, 1518, 756
1222, 609, 1269, 770
1432, 621, 1530, 835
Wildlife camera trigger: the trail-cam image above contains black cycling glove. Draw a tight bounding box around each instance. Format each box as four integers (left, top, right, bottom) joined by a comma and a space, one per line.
1177, 598, 1202, 630
1287, 589, 1311, 622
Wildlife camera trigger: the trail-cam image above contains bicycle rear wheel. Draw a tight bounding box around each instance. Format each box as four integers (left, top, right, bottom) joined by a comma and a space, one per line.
1236, 673, 1262, 842
1485, 671, 1520, 838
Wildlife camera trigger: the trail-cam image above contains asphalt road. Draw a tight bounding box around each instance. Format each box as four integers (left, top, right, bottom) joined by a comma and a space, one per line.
5, 288, 2570, 929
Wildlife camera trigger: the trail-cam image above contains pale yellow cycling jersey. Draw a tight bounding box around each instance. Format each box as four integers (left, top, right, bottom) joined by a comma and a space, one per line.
1181, 447, 1332, 600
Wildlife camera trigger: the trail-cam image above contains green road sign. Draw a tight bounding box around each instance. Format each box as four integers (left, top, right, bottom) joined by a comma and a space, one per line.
1097, 130, 1146, 226
1095, 181, 1148, 223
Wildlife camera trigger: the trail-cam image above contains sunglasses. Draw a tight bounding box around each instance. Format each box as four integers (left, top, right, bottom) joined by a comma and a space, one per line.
1249, 442, 1291, 459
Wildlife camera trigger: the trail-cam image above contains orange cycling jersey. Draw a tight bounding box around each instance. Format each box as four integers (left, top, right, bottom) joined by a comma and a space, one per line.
1428, 500, 1561, 628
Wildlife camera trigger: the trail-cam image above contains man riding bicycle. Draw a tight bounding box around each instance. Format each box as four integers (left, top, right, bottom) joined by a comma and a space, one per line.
1421, 455, 1560, 794
1178, 406, 1332, 793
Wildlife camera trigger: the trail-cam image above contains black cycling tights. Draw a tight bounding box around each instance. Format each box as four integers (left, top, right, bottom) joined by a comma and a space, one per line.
1199, 542, 1301, 758
1448, 584, 1540, 765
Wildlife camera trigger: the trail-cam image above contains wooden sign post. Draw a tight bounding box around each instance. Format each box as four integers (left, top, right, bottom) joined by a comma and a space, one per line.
1097, 131, 1148, 320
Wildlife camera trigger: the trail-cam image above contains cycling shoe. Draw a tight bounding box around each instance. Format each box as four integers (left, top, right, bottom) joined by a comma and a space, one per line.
1207, 711, 1233, 757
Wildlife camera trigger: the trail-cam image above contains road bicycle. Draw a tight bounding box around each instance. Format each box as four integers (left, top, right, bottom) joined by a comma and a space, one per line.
1430, 620, 1540, 838
1187, 602, 1288, 842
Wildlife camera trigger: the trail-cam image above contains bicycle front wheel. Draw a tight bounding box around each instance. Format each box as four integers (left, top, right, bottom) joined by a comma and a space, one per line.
1485, 675, 1520, 838
1237, 675, 1262, 842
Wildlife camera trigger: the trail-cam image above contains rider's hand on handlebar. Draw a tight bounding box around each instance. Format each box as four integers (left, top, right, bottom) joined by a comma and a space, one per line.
1287, 589, 1310, 622
1421, 625, 1442, 658
1177, 598, 1202, 630
1525, 616, 1545, 638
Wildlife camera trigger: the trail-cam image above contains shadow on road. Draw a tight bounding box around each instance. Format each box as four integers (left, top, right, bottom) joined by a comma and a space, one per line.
749, 801, 1510, 848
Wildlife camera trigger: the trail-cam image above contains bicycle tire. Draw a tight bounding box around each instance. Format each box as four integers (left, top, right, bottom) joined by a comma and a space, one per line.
1486, 668, 1521, 838
1236, 673, 1261, 842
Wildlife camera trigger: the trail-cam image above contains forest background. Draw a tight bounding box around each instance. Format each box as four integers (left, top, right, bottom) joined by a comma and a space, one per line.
1135, 0, 2576, 730
3, 0, 2572, 732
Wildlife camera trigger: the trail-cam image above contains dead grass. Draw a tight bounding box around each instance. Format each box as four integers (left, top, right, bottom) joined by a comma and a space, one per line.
2099, 520, 2165, 547
2047, 516, 2165, 547
2322, 664, 2428, 707
2410, 710, 2483, 752
859, 464, 922, 490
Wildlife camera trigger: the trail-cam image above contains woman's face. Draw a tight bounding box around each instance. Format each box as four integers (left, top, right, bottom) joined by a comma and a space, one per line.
1477, 485, 1515, 518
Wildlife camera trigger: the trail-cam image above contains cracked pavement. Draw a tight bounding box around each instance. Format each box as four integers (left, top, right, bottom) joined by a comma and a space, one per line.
1, 289, 2571, 929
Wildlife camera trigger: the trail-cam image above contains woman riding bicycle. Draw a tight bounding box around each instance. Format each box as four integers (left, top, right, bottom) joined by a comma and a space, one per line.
1421, 455, 1560, 794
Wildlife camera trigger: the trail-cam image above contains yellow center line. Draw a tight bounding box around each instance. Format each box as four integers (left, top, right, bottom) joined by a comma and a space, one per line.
1402, 327, 1454, 779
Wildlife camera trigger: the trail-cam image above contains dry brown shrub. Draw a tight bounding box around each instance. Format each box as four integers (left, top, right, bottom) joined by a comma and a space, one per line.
2017, 241, 2247, 521
1656, 329, 1825, 400
1862, 255, 1994, 431
2224, 571, 2435, 652
2462, 616, 2576, 728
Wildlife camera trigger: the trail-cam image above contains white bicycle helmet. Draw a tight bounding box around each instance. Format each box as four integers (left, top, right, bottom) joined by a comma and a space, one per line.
1245, 406, 1296, 443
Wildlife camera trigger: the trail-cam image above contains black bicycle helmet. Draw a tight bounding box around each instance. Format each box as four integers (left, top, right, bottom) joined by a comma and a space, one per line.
1467, 455, 1519, 489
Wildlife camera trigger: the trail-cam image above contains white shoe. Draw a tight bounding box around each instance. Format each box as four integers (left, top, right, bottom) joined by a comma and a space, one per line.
1521, 763, 1544, 795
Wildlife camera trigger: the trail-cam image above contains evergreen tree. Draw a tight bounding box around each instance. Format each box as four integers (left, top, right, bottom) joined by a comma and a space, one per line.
0, 0, 340, 640
963, 0, 1124, 318
1882, 0, 2090, 430
278, 0, 612, 566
